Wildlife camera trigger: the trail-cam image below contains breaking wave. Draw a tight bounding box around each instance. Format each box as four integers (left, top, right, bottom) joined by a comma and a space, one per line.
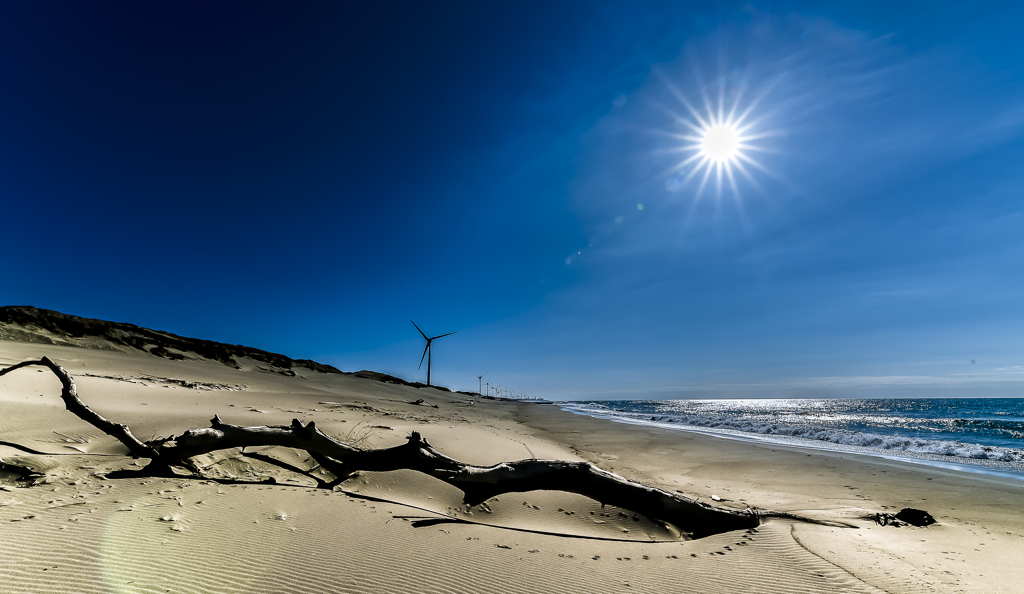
561, 399, 1024, 464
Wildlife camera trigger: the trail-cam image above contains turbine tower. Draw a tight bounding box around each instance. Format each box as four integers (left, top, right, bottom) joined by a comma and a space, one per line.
474, 370, 489, 395
411, 320, 457, 387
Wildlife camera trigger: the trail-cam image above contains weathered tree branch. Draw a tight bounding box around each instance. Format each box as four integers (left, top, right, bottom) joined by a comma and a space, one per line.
2, 357, 851, 539
0, 357, 155, 457
153, 417, 757, 537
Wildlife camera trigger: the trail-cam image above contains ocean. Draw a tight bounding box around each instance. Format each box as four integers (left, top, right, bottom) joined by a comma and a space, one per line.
559, 398, 1024, 479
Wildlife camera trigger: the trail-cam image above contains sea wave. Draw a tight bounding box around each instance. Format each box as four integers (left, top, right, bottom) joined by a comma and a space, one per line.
561, 402, 1024, 463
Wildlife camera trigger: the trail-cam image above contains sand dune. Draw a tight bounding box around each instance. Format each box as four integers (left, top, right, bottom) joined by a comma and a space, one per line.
2, 340, 1023, 593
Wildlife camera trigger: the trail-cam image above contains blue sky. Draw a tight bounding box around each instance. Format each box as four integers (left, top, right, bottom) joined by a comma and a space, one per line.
2, 1, 1023, 399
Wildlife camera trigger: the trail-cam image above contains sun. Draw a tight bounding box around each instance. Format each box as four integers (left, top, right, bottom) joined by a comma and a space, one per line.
701, 124, 740, 163
662, 81, 777, 205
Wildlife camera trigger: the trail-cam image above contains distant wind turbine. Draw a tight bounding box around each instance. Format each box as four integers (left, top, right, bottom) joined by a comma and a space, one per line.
474, 370, 489, 395
411, 320, 457, 387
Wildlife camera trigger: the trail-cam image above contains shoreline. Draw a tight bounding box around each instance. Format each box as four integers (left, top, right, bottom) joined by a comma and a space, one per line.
557, 405, 1024, 482
516, 392, 1024, 592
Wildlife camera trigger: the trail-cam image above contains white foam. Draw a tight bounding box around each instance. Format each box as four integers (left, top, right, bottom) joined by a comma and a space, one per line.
561, 403, 1024, 464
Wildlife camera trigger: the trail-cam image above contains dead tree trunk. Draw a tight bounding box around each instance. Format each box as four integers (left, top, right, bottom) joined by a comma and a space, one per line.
1, 357, 846, 539
162, 417, 757, 537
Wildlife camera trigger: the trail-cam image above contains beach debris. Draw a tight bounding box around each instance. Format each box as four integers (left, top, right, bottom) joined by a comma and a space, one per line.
408, 399, 439, 408
53, 431, 88, 444
875, 508, 937, 527
46, 501, 88, 509
896, 508, 936, 526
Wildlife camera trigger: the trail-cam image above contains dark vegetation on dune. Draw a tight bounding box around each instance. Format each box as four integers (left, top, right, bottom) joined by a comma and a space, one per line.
0, 305, 338, 374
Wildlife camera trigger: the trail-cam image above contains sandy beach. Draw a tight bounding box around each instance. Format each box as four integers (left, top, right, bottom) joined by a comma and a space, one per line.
2, 340, 1022, 594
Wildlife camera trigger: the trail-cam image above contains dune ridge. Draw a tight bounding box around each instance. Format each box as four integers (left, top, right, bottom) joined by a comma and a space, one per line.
0, 305, 339, 375
0, 306, 470, 394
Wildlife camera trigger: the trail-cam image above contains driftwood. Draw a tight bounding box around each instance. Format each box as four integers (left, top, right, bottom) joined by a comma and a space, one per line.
875, 508, 936, 528
0, 358, 155, 457
1, 357, 851, 539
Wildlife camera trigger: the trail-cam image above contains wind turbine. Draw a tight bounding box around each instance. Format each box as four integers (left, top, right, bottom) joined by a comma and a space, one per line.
474, 370, 489, 395
411, 320, 457, 387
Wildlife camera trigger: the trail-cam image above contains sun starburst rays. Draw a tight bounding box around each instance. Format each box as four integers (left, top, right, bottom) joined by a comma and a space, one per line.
656, 70, 783, 211
646, 66, 784, 234
664, 94, 775, 209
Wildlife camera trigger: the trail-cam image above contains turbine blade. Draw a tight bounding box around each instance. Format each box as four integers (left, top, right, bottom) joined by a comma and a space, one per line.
418, 344, 429, 370
410, 320, 428, 340
431, 330, 458, 340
